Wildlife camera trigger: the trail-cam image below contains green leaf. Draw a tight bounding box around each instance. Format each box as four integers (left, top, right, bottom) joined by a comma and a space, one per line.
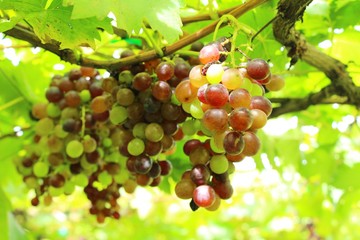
0, 16, 22, 32
70, 0, 115, 19
1, 0, 113, 49
113, 0, 183, 43
0, 187, 28, 240
331, 163, 360, 190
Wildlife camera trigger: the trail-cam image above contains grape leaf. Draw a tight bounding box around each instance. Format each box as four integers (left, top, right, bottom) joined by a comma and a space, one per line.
0, 0, 113, 49
70, 0, 115, 20
113, 0, 183, 43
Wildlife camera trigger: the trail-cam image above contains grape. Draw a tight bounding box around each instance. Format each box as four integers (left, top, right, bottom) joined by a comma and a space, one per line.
250, 96, 272, 116
156, 62, 174, 81
68, 69, 82, 81
205, 84, 229, 107
152, 81, 172, 102
102, 77, 117, 93
158, 160, 172, 175
249, 109, 267, 130
59, 79, 75, 92
145, 123, 164, 142
183, 139, 202, 155
193, 185, 216, 208
229, 88, 251, 109
160, 102, 181, 121
72, 173, 88, 187
143, 96, 161, 113
109, 106, 128, 124
116, 88, 135, 106
47, 135, 63, 153
133, 72, 152, 91
199, 45, 220, 64
65, 90, 81, 107
175, 179, 196, 199
80, 90, 91, 102
174, 61, 190, 80
132, 122, 147, 139
242, 131, 261, 156
160, 134, 174, 151
62, 118, 81, 133
189, 99, 204, 119
161, 120, 178, 135
35, 117, 54, 136
91, 95, 112, 113
205, 194, 221, 211
48, 153, 64, 166
98, 171, 113, 187
197, 83, 209, 104
89, 81, 104, 98
147, 161, 161, 178
190, 164, 210, 185
202, 108, 228, 134
33, 161, 49, 177
46, 86, 63, 102
189, 146, 210, 165
228, 108, 253, 131
246, 58, 270, 80
75, 78, 90, 91
205, 64, 224, 84
32, 103, 48, 119
66, 140, 84, 158
92, 111, 110, 122
46, 103, 61, 118
49, 173, 66, 188
223, 131, 244, 155
127, 138, 145, 156
189, 65, 208, 88
182, 119, 200, 136
134, 155, 153, 174
174, 79, 198, 104
127, 102, 144, 121
209, 154, 228, 174
82, 136, 97, 153
212, 180, 233, 199
249, 82, 265, 96
221, 68, 244, 90
144, 140, 163, 156
265, 74, 285, 91
80, 66, 97, 77
63, 181, 76, 195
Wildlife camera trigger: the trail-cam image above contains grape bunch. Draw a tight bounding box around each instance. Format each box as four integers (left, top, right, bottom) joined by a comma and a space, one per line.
172, 38, 280, 210
15, 38, 284, 221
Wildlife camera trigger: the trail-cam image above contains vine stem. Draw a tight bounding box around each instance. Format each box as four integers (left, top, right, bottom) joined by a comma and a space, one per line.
4, 0, 269, 70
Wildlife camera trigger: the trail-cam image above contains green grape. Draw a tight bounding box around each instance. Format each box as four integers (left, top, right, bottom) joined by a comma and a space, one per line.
189, 99, 204, 119
113, 170, 130, 184
102, 137, 113, 148
182, 119, 199, 136
127, 138, 145, 156
171, 93, 181, 106
82, 135, 97, 153
48, 186, 64, 197
80, 156, 94, 170
72, 173, 88, 187
80, 90, 91, 102
35, 117, 54, 136
66, 140, 84, 158
241, 78, 253, 92
206, 64, 224, 84
209, 154, 228, 174
249, 83, 264, 96
33, 161, 49, 177
97, 171, 112, 187
181, 101, 191, 113
63, 181, 75, 195
210, 137, 225, 153
54, 124, 68, 138
145, 123, 164, 142
46, 103, 61, 118
109, 106, 128, 124
133, 123, 147, 139
118, 70, 133, 84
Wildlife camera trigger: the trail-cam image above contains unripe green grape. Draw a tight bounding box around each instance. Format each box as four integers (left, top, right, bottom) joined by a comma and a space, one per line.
33, 161, 49, 177
189, 99, 204, 119
82, 135, 97, 153
181, 101, 191, 113
63, 181, 75, 195
102, 137, 113, 148
241, 78, 253, 92
80, 90, 91, 102
206, 64, 224, 84
145, 123, 164, 142
72, 173, 88, 187
97, 171, 112, 187
54, 124, 68, 138
48, 186, 64, 197
182, 119, 199, 136
46, 103, 61, 118
210, 137, 225, 153
127, 138, 145, 156
66, 140, 84, 158
133, 123, 147, 139
35, 117, 54, 136
113, 170, 130, 184
249, 83, 264, 96
109, 106, 128, 124
209, 154, 228, 174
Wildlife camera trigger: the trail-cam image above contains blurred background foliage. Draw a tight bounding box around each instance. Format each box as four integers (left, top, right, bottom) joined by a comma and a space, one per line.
0, 0, 360, 239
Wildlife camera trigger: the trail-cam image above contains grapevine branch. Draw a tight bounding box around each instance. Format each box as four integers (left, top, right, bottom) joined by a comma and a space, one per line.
270, 0, 360, 117
3, 0, 268, 71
